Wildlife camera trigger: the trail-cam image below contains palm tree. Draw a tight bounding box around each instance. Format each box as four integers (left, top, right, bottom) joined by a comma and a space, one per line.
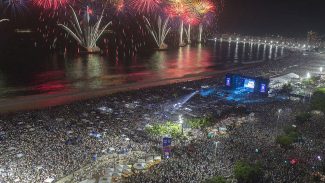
58, 6, 112, 53
143, 16, 171, 50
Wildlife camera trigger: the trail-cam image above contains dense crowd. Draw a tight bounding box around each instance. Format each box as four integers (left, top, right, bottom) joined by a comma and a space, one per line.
129, 99, 325, 183
0, 50, 324, 183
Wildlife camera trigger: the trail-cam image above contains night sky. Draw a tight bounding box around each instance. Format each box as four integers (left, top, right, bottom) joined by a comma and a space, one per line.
1, 0, 325, 47
218, 0, 325, 37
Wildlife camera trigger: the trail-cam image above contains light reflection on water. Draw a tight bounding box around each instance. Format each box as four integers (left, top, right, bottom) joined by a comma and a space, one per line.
0, 41, 286, 98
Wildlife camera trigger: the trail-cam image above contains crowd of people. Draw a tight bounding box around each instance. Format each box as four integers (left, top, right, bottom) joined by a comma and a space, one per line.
0, 50, 324, 183
128, 96, 325, 183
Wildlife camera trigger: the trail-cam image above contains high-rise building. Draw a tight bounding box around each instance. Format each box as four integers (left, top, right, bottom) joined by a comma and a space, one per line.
307, 31, 320, 45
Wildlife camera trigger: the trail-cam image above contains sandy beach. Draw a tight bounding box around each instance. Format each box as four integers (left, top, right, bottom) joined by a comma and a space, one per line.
1, 51, 325, 183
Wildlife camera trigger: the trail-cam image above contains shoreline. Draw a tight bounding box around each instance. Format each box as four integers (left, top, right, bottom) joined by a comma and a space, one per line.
0, 51, 322, 183
0, 64, 256, 114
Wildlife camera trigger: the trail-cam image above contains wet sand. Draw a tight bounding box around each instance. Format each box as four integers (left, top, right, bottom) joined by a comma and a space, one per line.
1, 50, 320, 115
0, 65, 253, 114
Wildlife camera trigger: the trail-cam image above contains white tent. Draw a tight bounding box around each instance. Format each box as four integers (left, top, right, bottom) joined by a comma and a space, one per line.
44, 178, 55, 183
79, 179, 96, 183
16, 153, 24, 158
122, 168, 132, 174
112, 172, 121, 177
137, 159, 146, 163
154, 156, 161, 161
8, 147, 16, 151
133, 163, 146, 170
146, 156, 154, 161
98, 176, 112, 183
108, 147, 115, 152
116, 164, 125, 170
146, 159, 154, 164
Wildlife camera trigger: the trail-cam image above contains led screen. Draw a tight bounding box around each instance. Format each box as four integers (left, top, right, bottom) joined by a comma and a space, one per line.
226, 78, 231, 86
244, 79, 255, 89
260, 84, 266, 92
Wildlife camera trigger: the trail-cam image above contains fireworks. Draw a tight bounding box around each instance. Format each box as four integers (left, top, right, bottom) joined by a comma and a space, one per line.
58, 5, 112, 52
192, 0, 214, 15
115, 0, 125, 13
165, 0, 190, 17
130, 0, 161, 13
0, 19, 10, 23
143, 16, 170, 49
33, 0, 68, 10
0, 0, 220, 51
184, 11, 199, 25
4, 0, 28, 16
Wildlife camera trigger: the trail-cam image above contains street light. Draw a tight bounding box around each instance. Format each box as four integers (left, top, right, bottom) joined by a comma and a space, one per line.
277, 109, 282, 119
309, 92, 312, 103
215, 141, 220, 156
276, 109, 282, 134
179, 115, 184, 135
320, 67, 323, 73
125, 137, 131, 151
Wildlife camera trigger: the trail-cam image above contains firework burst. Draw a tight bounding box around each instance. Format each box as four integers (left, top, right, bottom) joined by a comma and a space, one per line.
165, 0, 190, 17
130, 0, 161, 14
33, 0, 68, 10
184, 13, 199, 25
165, 0, 192, 46
143, 15, 170, 49
4, 0, 28, 17
115, 0, 125, 13
192, 0, 215, 15
0, 19, 10, 23
58, 5, 112, 52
